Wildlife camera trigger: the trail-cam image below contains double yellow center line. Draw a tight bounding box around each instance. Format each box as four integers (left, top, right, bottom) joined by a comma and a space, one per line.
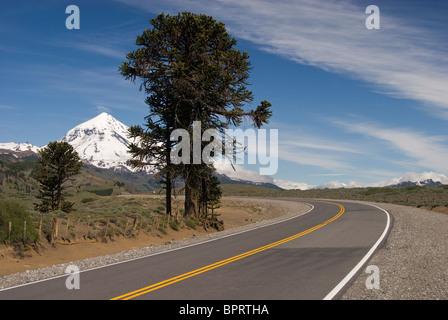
111, 201, 345, 300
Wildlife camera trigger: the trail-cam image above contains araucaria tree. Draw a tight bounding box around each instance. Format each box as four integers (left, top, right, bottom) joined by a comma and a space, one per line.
34, 141, 82, 213
120, 12, 272, 221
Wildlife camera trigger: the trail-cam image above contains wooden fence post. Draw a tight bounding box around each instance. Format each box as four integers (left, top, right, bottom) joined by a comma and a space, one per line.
8, 221, 11, 246
23, 220, 26, 243
132, 217, 138, 235
66, 218, 70, 237
38, 219, 42, 241
139, 218, 144, 233
51, 217, 58, 245
104, 218, 110, 238
124, 218, 130, 234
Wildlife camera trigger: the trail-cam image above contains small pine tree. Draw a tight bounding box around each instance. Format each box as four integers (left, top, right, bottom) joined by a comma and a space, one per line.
34, 141, 82, 213
204, 175, 222, 218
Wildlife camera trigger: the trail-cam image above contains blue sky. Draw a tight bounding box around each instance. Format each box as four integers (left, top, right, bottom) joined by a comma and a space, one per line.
1, 0, 448, 188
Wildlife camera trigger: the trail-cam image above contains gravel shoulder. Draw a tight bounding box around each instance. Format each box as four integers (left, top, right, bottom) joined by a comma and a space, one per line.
341, 201, 448, 300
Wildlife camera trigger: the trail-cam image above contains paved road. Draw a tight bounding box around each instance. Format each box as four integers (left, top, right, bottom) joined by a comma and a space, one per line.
0, 200, 390, 300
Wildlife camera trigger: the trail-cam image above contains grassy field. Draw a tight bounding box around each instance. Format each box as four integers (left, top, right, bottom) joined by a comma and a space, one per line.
0, 159, 188, 246
0, 193, 197, 251
2, 154, 448, 248
220, 183, 448, 211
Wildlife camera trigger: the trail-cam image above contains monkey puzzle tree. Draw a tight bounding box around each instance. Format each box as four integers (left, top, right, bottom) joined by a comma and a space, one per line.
34, 141, 82, 213
120, 12, 272, 219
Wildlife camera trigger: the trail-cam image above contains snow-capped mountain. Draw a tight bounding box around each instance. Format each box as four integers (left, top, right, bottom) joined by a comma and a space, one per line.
0, 142, 42, 154
320, 172, 448, 189
382, 172, 448, 187
59, 112, 134, 171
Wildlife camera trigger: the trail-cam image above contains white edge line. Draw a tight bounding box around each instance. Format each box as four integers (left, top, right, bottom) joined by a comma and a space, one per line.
0, 202, 315, 293
323, 202, 391, 300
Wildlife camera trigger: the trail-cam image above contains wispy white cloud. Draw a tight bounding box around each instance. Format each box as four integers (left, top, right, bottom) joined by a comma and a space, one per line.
0, 105, 15, 110
64, 42, 126, 60
214, 159, 315, 189
217, 0, 448, 114
276, 125, 367, 172
278, 147, 353, 171
282, 140, 360, 154
96, 105, 112, 114
333, 119, 448, 172
309, 173, 346, 177
116, 0, 448, 118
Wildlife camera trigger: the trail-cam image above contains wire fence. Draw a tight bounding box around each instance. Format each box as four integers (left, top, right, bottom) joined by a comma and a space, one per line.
1, 211, 188, 247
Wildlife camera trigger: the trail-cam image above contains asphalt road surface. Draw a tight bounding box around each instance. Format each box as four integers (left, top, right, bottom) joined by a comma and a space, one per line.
0, 199, 390, 300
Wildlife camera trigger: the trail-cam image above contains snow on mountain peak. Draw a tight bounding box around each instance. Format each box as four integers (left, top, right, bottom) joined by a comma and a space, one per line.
0, 142, 42, 153
384, 171, 448, 186
64, 112, 127, 138
60, 113, 133, 170
399, 171, 448, 184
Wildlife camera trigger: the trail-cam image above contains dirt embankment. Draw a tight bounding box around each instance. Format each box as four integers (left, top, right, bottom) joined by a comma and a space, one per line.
0, 197, 310, 278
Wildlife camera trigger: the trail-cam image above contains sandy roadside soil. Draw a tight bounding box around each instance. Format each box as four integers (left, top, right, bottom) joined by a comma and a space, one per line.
0, 196, 310, 277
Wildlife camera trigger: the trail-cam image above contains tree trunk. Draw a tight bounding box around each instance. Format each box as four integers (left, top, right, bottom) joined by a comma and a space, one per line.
57, 184, 62, 211
184, 169, 200, 218
200, 177, 207, 219
165, 125, 173, 216
165, 171, 172, 216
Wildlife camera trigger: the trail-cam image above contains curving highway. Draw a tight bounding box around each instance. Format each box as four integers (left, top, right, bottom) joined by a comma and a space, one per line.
0, 199, 390, 300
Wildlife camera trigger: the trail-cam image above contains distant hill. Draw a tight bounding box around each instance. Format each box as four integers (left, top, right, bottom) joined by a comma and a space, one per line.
214, 172, 282, 190
388, 179, 443, 187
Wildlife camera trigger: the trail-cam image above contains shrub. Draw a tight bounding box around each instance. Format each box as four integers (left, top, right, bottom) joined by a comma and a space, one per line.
87, 188, 113, 196
169, 220, 180, 231
186, 218, 197, 230
0, 200, 38, 245
81, 197, 96, 203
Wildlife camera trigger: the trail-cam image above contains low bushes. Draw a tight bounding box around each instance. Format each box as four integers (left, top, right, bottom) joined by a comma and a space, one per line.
0, 199, 38, 246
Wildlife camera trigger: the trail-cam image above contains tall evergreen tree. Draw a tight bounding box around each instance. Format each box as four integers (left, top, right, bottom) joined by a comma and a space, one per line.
120, 12, 272, 219
34, 141, 82, 213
